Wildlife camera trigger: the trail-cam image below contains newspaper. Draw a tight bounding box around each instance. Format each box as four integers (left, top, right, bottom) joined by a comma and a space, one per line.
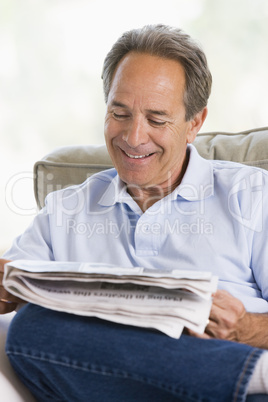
3, 260, 218, 339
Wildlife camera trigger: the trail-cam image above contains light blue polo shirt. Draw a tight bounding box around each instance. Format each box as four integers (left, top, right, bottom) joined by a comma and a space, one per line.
4, 145, 268, 313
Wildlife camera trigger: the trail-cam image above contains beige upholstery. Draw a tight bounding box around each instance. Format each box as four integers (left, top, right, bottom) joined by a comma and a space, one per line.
34, 126, 268, 209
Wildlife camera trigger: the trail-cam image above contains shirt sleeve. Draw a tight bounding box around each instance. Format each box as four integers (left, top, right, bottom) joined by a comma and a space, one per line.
249, 172, 268, 302
2, 206, 54, 261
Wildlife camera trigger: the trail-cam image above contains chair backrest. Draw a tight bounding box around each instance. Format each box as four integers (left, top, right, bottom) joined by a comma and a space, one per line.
34, 126, 268, 209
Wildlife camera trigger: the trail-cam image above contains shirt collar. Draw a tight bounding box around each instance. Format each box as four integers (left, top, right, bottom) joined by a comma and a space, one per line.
174, 145, 214, 201
98, 144, 214, 207
98, 174, 132, 207
173, 144, 214, 201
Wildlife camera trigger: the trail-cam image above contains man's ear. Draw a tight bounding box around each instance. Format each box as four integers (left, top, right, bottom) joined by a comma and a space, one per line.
186, 107, 208, 144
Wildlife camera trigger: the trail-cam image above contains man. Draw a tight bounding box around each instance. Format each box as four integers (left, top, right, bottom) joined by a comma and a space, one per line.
1, 25, 268, 400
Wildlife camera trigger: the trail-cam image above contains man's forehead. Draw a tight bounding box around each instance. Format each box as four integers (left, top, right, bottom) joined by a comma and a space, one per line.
114, 53, 184, 83
108, 52, 185, 104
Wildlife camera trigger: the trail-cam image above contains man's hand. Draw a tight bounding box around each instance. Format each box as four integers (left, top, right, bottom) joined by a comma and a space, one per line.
0, 258, 22, 314
187, 289, 268, 349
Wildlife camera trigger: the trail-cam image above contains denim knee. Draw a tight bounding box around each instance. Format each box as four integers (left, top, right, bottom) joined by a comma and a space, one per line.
5, 303, 265, 402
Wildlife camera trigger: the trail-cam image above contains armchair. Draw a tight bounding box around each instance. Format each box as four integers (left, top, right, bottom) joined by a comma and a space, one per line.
1, 126, 268, 401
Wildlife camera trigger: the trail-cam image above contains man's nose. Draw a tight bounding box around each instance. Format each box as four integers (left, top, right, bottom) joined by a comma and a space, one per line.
123, 118, 149, 148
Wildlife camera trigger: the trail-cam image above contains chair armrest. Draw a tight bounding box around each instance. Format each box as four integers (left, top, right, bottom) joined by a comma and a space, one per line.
0, 313, 36, 402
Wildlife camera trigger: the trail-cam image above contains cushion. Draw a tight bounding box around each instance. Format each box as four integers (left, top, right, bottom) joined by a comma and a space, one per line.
34, 126, 268, 209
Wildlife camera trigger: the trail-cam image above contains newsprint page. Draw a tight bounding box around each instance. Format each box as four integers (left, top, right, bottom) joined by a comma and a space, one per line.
3, 260, 218, 339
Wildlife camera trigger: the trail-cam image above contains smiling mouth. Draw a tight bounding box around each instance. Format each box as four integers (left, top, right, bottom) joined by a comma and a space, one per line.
124, 151, 153, 159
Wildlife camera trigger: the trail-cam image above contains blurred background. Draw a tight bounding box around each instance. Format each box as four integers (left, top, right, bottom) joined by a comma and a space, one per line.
1, 0, 268, 252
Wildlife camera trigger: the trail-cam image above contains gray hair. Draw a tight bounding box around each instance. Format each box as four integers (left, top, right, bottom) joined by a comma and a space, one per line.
102, 24, 212, 121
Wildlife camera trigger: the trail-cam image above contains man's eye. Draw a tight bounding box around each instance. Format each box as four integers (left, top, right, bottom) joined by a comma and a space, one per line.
149, 119, 166, 127
113, 112, 128, 120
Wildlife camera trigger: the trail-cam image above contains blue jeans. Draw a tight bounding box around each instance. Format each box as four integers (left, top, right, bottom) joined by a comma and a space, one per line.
5, 304, 266, 402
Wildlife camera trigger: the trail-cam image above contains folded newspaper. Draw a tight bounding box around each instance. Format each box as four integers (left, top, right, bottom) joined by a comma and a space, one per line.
3, 260, 218, 339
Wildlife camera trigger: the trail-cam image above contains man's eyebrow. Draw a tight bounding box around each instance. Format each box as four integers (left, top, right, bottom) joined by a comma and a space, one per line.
146, 109, 169, 116
111, 101, 127, 108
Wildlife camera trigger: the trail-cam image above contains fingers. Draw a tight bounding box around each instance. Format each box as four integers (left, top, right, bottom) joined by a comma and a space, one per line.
0, 283, 24, 303
187, 290, 247, 342
0, 258, 22, 314
187, 328, 212, 340
0, 258, 11, 273
0, 300, 18, 314
0, 290, 22, 304
0, 260, 23, 312
205, 291, 246, 341
0, 275, 22, 303
0, 284, 22, 314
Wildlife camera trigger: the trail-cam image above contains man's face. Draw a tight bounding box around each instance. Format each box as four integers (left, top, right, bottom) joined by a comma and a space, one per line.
104, 52, 204, 192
